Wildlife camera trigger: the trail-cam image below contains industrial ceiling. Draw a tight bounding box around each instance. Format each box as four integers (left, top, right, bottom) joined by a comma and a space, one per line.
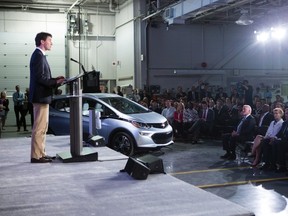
0, 0, 288, 27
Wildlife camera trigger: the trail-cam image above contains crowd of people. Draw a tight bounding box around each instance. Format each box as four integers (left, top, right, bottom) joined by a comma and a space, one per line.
1, 77, 287, 169
0, 85, 33, 132
125, 81, 288, 174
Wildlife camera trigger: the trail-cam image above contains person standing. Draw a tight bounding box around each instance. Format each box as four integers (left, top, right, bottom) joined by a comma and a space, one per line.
242, 80, 253, 107
12, 85, 27, 132
0, 91, 9, 130
25, 88, 34, 128
29, 32, 65, 163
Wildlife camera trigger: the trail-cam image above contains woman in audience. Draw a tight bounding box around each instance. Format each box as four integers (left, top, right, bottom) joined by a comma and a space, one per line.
173, 102, 185, 138
250, 107, 284, 166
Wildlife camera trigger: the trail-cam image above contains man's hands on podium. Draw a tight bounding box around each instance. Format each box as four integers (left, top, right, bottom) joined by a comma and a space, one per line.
56, 76, 66, 86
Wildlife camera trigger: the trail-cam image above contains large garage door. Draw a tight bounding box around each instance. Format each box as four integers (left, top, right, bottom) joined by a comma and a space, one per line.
0, 32, 65, 96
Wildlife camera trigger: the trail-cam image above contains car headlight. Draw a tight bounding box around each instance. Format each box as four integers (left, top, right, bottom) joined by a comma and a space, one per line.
130, 120, 151, 129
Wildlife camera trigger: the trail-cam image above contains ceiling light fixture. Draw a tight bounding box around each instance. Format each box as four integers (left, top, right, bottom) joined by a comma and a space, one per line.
235, 10, 253, 26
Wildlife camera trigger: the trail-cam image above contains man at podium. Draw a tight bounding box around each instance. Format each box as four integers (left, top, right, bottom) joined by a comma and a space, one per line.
29, 32, 65, 163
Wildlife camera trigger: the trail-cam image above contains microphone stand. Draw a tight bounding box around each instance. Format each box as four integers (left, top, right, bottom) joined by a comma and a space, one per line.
57, 59, 98, 163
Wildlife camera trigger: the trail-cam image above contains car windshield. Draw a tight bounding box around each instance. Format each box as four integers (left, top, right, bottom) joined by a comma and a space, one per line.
100, 97, 150, 114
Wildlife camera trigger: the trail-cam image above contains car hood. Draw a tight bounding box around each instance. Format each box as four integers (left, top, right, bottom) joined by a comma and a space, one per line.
126, 112, 167, 124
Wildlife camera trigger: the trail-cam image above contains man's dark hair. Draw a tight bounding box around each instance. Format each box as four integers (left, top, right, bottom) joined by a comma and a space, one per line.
35, 32, 52, 46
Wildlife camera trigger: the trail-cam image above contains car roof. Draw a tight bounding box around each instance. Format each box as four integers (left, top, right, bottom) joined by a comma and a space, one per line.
83, 93, 121, 99
53, 93, 121, 99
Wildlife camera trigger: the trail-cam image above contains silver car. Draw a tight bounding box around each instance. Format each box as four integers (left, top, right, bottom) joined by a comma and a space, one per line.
48, 93, 174, 155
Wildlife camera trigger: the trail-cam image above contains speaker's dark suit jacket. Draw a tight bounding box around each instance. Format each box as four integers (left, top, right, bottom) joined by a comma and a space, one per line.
29, 48, 58, 104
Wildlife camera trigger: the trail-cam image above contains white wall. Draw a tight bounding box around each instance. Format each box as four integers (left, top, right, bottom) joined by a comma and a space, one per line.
115, 0, 135, 88
0, 9, 123, 95
0, 11, 66, 96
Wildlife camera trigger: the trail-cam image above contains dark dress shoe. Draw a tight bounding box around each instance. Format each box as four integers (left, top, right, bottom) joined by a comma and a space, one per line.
31, 157, 52, 163
44, 155, 56, 160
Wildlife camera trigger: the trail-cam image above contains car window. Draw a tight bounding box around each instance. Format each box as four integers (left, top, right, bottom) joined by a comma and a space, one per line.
82, 98, 116, 117
101, 97, 149, 114
54, 99, 70, 112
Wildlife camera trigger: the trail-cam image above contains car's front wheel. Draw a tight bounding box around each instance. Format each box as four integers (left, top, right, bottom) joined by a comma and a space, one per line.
110, 132, 135, 156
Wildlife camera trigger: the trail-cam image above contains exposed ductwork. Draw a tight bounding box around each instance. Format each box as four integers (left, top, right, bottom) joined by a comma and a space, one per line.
162, 0, 246, 25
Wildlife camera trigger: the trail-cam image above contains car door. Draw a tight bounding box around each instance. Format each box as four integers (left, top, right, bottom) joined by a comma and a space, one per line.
82, 97, 118, 142
49, 98, 71, 135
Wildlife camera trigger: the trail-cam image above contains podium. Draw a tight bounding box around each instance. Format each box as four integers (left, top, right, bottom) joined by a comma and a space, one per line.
57, 71, 98, 163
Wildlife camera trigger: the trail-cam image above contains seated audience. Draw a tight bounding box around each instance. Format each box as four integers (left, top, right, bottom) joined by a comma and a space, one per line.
221, 105, 256, 160
250, 107, 284, 166
161, 99, 176, 125
260, 107, 288, 171
149, 100, 162, 114
214, 99, 230, 126
183, 101, 199, 133
252, 100, 262, 122
187, 101, 214, 143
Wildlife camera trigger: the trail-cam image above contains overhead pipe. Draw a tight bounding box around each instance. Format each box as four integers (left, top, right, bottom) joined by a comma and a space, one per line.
109, 0, 119, 13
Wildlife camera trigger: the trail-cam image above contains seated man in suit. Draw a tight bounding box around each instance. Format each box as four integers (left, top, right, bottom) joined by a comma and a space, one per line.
255, 103, 274, 136
186, 100, 214, 143
221, 105, 256, 160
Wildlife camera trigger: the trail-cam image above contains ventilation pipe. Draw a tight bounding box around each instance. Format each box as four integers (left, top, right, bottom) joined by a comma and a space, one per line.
109, 0, 119, 13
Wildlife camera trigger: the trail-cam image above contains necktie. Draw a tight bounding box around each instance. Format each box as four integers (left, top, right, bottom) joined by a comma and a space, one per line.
237, 117, 245, 133
202, 109, 206, 119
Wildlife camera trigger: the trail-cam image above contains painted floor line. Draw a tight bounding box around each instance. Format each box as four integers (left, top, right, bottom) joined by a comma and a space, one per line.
169, 166, 251, 175
197, 176, 288, 189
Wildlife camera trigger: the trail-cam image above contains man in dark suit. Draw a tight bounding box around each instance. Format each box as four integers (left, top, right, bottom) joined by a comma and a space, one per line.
29, 32, 65, 163
255, 104, 274, 136
221, 105, 256, 160
187, 101, 214, 143
187, 86, 199, 102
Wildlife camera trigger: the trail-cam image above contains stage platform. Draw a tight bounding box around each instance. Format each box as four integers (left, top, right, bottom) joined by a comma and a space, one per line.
0, 135, 254, 216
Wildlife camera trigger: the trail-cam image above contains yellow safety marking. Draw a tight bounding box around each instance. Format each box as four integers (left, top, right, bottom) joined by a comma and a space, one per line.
169, 166, 250, 175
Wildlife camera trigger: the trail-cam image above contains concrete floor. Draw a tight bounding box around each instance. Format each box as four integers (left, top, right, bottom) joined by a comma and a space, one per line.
1, 125, 288, 215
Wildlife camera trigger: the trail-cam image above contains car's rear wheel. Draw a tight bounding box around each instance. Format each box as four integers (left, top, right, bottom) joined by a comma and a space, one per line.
110, 132, 135, 156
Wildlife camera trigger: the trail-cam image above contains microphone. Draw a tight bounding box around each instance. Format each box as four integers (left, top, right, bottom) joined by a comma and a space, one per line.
70, 58, 86, 74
